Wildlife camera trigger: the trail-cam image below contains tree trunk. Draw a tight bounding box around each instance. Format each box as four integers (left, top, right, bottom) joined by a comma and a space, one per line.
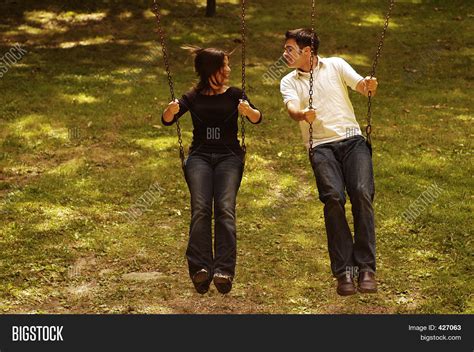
206, 0, 216, 17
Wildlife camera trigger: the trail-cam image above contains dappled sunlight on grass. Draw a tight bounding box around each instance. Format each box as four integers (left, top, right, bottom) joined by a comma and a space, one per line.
292, 233, 317, 247
3, 114, 68, 148
169, 32, 213, 45
2, 201, 76, 237
2, 164, 42, 178
245, 153, 272, 168
278, 174, 298, 188
152, 9, 171, 18
112, 67, 143, 76
454, 114, 472, 122
61, 93, 101, 104
112, 86, 133, 95
338, 53, 371, 67
239, 172, 271, 195
9, 113, 46, 131
32, 204, 78, 233
117, 11, 133, 20
46, 157, 87, 176
407, 248, 446, 265
134, 136, 176, 152
250, 194, 274, 208
11, 24, 64, 36
58, 35, 114, 49
56, 73, 113, 84
5, 10, 108, 38
349, 13, 400, 29
24, 10, 108, 25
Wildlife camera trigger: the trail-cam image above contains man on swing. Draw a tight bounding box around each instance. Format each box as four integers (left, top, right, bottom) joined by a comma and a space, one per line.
280, 28, 379, 296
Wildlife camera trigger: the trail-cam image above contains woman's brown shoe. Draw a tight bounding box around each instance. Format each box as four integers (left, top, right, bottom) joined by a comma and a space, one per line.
192, 269, 211, 294
213, 273, 233, 294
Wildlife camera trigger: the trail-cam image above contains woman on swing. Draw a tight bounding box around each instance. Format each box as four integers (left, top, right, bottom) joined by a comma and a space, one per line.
162, 46, 262, 294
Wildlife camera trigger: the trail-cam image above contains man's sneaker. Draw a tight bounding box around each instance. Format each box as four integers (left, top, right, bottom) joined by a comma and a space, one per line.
192, 269, 210, 294
213, 273, 233, 294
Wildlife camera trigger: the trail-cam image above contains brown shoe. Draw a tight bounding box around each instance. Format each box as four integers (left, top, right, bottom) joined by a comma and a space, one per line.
336, 273, 356, 296
213, 273, 233, 294
358, 271, 377, 293
192, 269, 211, 294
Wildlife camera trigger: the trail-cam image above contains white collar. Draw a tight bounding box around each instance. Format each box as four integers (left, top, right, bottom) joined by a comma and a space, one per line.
295, 56, 323, 78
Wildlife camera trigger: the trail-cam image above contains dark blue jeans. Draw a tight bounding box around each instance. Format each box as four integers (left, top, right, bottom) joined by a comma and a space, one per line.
309, 135, 376, 278
183, 150, 244, 279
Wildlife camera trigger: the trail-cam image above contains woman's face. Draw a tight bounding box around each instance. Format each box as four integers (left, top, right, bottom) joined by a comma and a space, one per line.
211, 56, 231, 86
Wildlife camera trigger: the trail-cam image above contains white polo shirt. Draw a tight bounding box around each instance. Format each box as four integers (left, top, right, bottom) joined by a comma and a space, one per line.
280, 56, 364, 149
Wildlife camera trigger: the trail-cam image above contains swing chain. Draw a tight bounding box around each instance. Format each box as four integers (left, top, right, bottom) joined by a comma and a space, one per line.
240, 0, 247, 153
152, 1, 185, 169
366, 0, 395, 147
308, 0, 316, 158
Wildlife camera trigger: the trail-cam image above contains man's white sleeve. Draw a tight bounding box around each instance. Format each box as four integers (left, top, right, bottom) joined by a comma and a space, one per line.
338, 58, 364, 91
280, 76, 300, 105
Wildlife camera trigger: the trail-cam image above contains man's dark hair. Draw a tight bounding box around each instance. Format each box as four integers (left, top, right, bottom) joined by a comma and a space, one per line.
285, 28, 320, 54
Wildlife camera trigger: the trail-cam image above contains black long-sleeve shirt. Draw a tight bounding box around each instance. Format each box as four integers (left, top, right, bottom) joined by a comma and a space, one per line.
162, 87, 262, 154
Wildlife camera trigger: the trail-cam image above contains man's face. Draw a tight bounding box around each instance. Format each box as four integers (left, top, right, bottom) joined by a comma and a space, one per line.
283, 39, 308, 69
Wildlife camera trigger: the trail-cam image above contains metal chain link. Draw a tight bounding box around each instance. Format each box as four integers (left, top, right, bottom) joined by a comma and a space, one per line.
365, 0, 395, 149
308, 0, 316, 158
152, 1, 186, 170
240, 0, 247, 154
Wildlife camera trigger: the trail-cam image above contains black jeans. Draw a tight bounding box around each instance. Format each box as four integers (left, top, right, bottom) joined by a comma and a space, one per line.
183, 150, 244, 279
309, 135, 376, 278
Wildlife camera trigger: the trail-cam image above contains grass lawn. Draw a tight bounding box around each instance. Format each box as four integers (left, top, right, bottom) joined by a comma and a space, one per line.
0, 0, 472, 313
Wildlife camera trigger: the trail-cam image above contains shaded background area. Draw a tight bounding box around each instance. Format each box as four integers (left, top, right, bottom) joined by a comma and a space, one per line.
0, 0, 472, 313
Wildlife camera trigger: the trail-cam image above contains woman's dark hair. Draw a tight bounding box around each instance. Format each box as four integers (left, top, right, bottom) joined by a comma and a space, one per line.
285, 28, 320, 54
182, 45, 231, 93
